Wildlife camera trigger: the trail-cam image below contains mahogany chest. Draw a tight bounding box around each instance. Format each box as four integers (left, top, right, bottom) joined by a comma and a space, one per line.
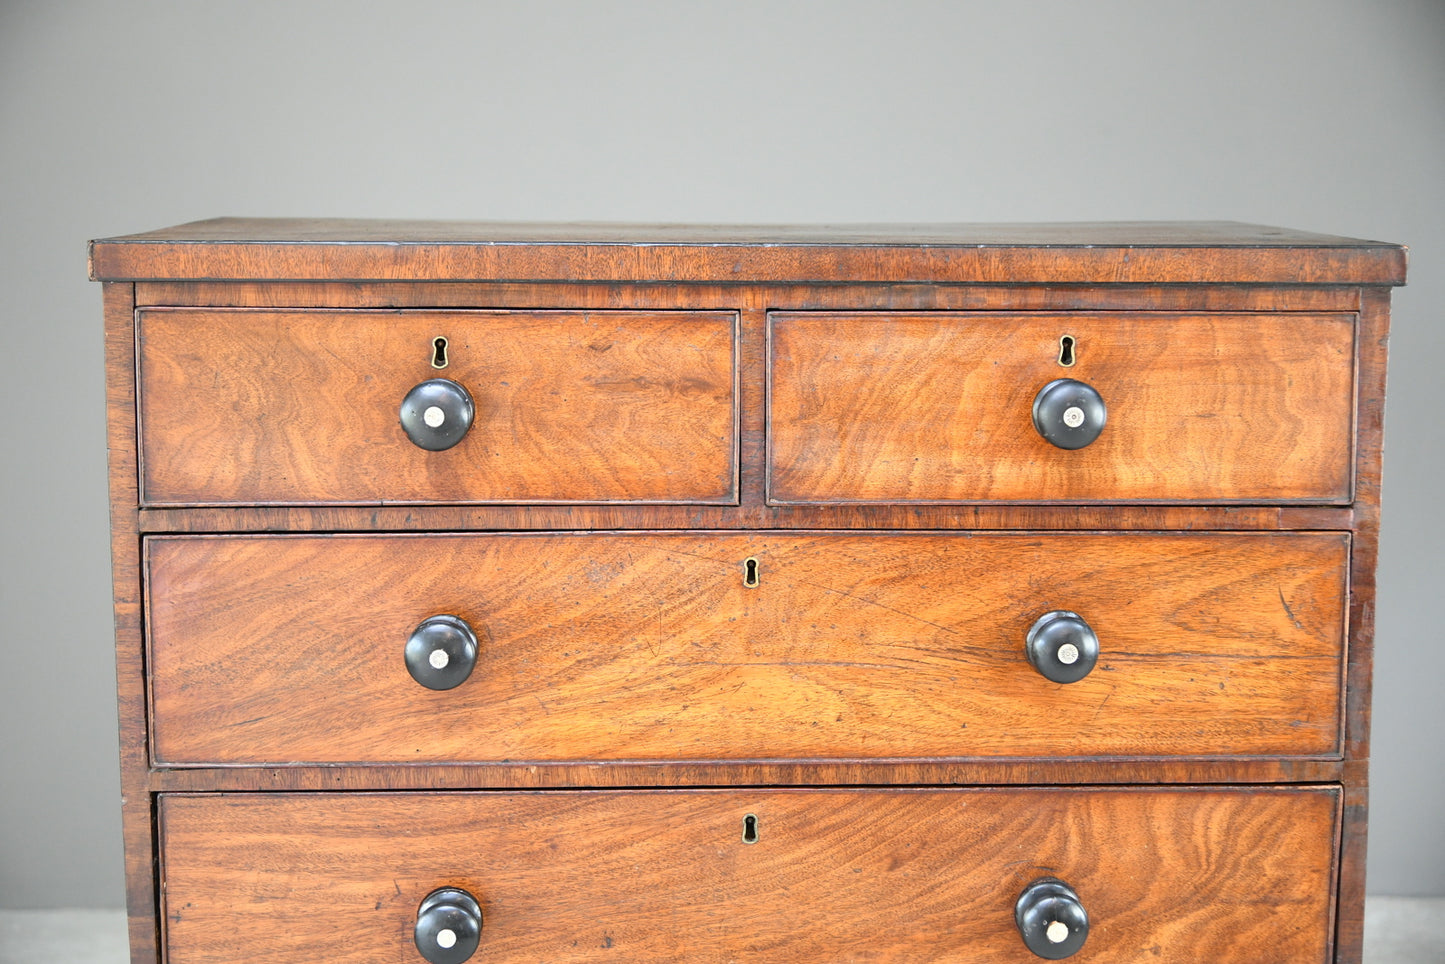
90, 220, 1405, 962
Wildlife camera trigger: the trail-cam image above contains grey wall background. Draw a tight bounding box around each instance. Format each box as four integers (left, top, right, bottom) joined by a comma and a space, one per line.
1, 0, 1441, 908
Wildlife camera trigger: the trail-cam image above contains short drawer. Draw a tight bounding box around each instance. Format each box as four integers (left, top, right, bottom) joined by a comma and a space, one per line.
136, 308, 738, 505
146, 531, 1347, 765
768, 311, 1356, 504
159, 786, 1339, 963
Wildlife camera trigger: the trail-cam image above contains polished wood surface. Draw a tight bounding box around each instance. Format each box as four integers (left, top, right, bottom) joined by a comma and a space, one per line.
143, 757, 1351, 792
101, 283, 161, 963
770, 312, 1356, 504
1334, 287, 1395, 962
137, 309, 737, 506
97, 218, 1397, 245
159, 787, 1339, 964
89, 218, 1407, 285
146, 531, 1348, 765
96, 222, 1398, 964
133, 279, 1367, 313
132, 502, 1357, 534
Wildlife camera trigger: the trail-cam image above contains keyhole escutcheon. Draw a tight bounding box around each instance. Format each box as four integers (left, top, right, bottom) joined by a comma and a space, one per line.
431, 336, 449, 369
743, 557, 760, 588
1058, 334, 1076, 367
742, 814, 759, 844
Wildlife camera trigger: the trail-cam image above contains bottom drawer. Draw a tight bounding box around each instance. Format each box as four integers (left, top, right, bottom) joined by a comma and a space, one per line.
159, 787, 1339, 963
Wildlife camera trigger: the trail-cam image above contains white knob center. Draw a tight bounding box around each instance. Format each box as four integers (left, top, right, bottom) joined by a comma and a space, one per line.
1062, 406, 1085, 428
1046, 920, 1069, 944
436, 928, 457, 949
423, 405, 446, 428
1057, 643, 1080, 665
428, 649, 450, 670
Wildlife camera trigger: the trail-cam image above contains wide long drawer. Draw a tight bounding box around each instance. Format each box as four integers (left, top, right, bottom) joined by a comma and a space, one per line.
768, 311, 1356, 504
145, 531, 1348, 765
158, 787, 1339, 963
136, 308, 738, 505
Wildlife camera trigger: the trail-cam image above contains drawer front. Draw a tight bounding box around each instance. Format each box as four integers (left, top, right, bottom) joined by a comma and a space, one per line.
136, 309, 738, 505
159, 787, 1338, 963
768, 312, 1356, 504
146, 532, 1347, 765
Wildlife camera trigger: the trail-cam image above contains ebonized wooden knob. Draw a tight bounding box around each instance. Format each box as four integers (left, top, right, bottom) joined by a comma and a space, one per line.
1032, 378, 1106, 449
1016, 877, 1089, 959
1025, 611, 1099, 684
405, 615, 479, 691
400, 378, 474, 451
414, 887, 482, 964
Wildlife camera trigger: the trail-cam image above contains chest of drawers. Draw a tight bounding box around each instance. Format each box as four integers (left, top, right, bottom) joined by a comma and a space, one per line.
91, 220, 1405, 963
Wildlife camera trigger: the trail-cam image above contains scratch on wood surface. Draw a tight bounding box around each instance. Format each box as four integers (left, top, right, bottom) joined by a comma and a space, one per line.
1278, 587, 1304, 630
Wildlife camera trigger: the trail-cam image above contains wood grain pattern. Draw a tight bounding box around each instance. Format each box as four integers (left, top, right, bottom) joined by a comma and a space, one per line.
143, 757, 1351, 793
1343, 287, 1392, 761
93, 223, 1401, 964
739, 307, 768, 509
146, 532, 1348, 765
158, 787, 1340, 964
133, 279, 1366, 313
101, 283, 161, 964
137, 309, 737, 505
770, 312, 1356, 504
133, 502, 1356, 534
89, 218, 1407, 285
1333, 287, 1394, 964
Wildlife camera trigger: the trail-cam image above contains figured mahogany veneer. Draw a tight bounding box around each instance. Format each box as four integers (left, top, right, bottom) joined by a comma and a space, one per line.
92, 221, 1403, 964
146, 531, 1348, 765
158, 787, 1340, 964
769, 312, 1356, 504
137, 309, 738, 506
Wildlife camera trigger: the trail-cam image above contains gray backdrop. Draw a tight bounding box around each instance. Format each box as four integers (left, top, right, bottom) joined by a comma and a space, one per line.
2, 0, 1441, 907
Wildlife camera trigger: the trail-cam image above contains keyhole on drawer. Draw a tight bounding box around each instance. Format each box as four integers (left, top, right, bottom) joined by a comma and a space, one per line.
1057, 334, 1076, 367
742, 814, 759, 844
743, 557, 760, 588
431, 336, 449, 370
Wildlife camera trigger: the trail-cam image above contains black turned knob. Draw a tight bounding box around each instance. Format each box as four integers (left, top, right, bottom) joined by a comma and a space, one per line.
1032, 378, 1106, 449
405, 615, 480, 691
415, 887, 482, 964
1025, 611, 1099, 684
1016, 877, 1089, 959
400, 378, 474, 451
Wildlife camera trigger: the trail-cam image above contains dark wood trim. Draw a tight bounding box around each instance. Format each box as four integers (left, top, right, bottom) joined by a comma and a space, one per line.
739, 307, 767, 509
134, 503, 1355, 533
91, 219, 1407, 285
133, 280, 1367, 313
1328, 286, 1393, 964
1343, 288, 1392, 760
92, 241, 1407, 285
102, 282, 159, 964
144, 757, 1348, 793
1334, 781, 1368, 964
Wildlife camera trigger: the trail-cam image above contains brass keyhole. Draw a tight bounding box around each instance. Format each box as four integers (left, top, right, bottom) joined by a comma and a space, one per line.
743, 557, 760, 588
1057, 334, 1076, 367
431, 336, 449, 370
742, 814, 759, 844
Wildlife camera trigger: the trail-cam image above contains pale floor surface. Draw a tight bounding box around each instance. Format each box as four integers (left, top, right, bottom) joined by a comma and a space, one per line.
0, 900, 1441, 962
